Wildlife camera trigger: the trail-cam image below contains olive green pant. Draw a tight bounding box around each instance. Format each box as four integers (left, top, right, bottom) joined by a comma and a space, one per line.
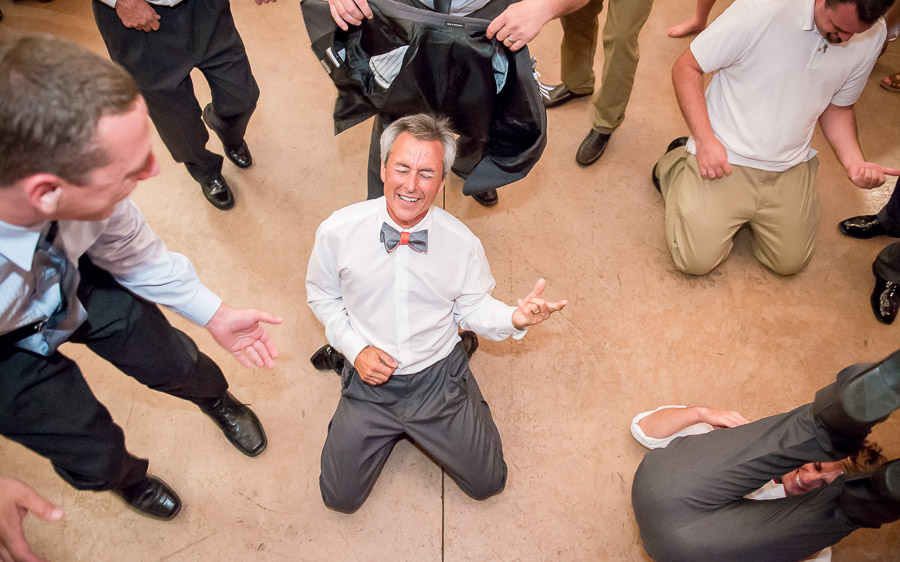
559, 0, 654, 133
657, 146, 820, 276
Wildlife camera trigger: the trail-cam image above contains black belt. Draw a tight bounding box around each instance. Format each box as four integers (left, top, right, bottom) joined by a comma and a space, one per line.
0, 320, 45, 348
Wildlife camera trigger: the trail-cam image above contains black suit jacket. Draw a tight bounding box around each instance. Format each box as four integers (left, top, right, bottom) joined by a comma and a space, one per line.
301, 0, 547, 195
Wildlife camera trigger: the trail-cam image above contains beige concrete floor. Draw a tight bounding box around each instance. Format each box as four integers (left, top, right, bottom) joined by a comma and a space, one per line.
3, 0, 900, 560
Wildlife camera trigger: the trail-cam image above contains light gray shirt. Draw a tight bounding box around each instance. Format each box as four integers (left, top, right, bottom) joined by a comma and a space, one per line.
0, 198, 221, 355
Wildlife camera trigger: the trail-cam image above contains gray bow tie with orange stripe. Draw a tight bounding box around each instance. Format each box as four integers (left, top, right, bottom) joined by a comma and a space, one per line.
380, 222, 428, 253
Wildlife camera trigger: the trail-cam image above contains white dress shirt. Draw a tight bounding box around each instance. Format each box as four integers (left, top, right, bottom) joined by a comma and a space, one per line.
306, 198, 525, 375
0, 198, 221, 355
686, 0, 884, 172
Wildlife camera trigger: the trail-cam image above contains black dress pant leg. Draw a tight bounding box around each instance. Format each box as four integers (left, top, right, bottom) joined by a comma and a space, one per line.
367, 115, 388, 200
93, 0, 224, 184
873, 242, 900, 283
877, 186, 900, 235
0, 348, 149, 491
195, 0, 260, 150
0, 259, 228, 492
72, 258, 229, 407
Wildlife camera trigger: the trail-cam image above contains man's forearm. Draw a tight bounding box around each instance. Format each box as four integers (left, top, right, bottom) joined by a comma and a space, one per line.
819, 103, 865, 171
672, 49, 715, 145
637, 406, 706, 439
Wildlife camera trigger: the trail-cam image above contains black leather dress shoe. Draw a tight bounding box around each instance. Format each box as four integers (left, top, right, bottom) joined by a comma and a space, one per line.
472, 188, 499, 207
202, 176, 235, 211
201, 392, 267, 456
117, 476, 181, 520
576, 129, 611, 166
839, 215, 897, 239
310, 344, 345, 375
460, 330, 478, 359
871, 274, 900, 325
652, 137, 689, 192
224, 140, 252, 169
542, 83, 591, 108
841, 348, 900, 423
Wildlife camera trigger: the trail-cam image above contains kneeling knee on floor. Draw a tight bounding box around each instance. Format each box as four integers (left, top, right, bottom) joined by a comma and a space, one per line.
321, 488, 366, 514
463, 472, 507, 501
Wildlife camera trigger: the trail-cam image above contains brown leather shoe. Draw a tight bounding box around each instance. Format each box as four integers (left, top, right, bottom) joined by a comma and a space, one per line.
576, 129, 611, 166
542, 83, 591, 108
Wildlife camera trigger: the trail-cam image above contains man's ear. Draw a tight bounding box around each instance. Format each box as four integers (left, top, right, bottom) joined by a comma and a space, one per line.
22, 174, 66, 216
380, 160, 387, 184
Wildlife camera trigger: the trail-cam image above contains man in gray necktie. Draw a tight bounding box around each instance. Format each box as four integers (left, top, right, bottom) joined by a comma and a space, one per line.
0, 33, 282, 549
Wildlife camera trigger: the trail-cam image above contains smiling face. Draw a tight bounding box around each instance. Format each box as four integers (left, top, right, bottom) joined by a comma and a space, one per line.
56, 97, 158, 221
814, 0, 873, 44
781, 460, 845, 496
381, 132, 446, 229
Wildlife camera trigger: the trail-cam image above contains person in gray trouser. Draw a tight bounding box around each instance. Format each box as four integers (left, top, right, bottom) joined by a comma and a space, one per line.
631, 350, 900, 562
306, 114, 566, 513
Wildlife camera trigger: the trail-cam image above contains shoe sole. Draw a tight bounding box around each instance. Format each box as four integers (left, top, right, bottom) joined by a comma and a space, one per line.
874, 460, 900, 501
472, 195, 499, 207
842, 349, 900, 423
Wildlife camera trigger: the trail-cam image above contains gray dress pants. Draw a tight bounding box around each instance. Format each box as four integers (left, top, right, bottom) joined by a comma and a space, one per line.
320, 342, 507, 513
632, 362, 900, 562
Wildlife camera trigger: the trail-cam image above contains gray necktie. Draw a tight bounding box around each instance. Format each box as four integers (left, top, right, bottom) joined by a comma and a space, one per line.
30, 221, 86, 353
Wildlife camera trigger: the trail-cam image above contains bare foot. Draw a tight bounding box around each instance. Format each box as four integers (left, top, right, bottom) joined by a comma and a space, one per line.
668, 17, 706, 38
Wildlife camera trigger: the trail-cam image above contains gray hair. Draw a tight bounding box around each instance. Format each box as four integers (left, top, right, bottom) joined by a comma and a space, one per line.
380, 114, 457, 178
0, 33, 140, 187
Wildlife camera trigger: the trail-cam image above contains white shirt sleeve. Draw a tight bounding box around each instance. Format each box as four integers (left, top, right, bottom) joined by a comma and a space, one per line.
306, 221, 371, 366
630, 405, 714, 449
689, 0, 757, 74
85, 199, 222, 326
452, 236, 526, 341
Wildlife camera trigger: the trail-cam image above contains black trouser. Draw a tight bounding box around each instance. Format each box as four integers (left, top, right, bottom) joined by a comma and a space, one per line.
877, 186, 900, 236
0, 259, 228, 491
93, 0, 259, 185
632, 362, 900, 562
874, 242, 900, 283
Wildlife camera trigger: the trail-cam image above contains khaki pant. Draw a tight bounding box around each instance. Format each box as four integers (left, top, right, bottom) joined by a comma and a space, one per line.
657, 147, 820, 276
559, 0, 654, 133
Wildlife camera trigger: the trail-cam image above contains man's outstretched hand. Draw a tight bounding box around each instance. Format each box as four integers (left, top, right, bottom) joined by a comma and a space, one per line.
512, 278, 567, 330
205, 303, 283, 368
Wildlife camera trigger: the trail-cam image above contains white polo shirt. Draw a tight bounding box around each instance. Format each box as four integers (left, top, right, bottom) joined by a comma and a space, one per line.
685, 0, 885, 172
